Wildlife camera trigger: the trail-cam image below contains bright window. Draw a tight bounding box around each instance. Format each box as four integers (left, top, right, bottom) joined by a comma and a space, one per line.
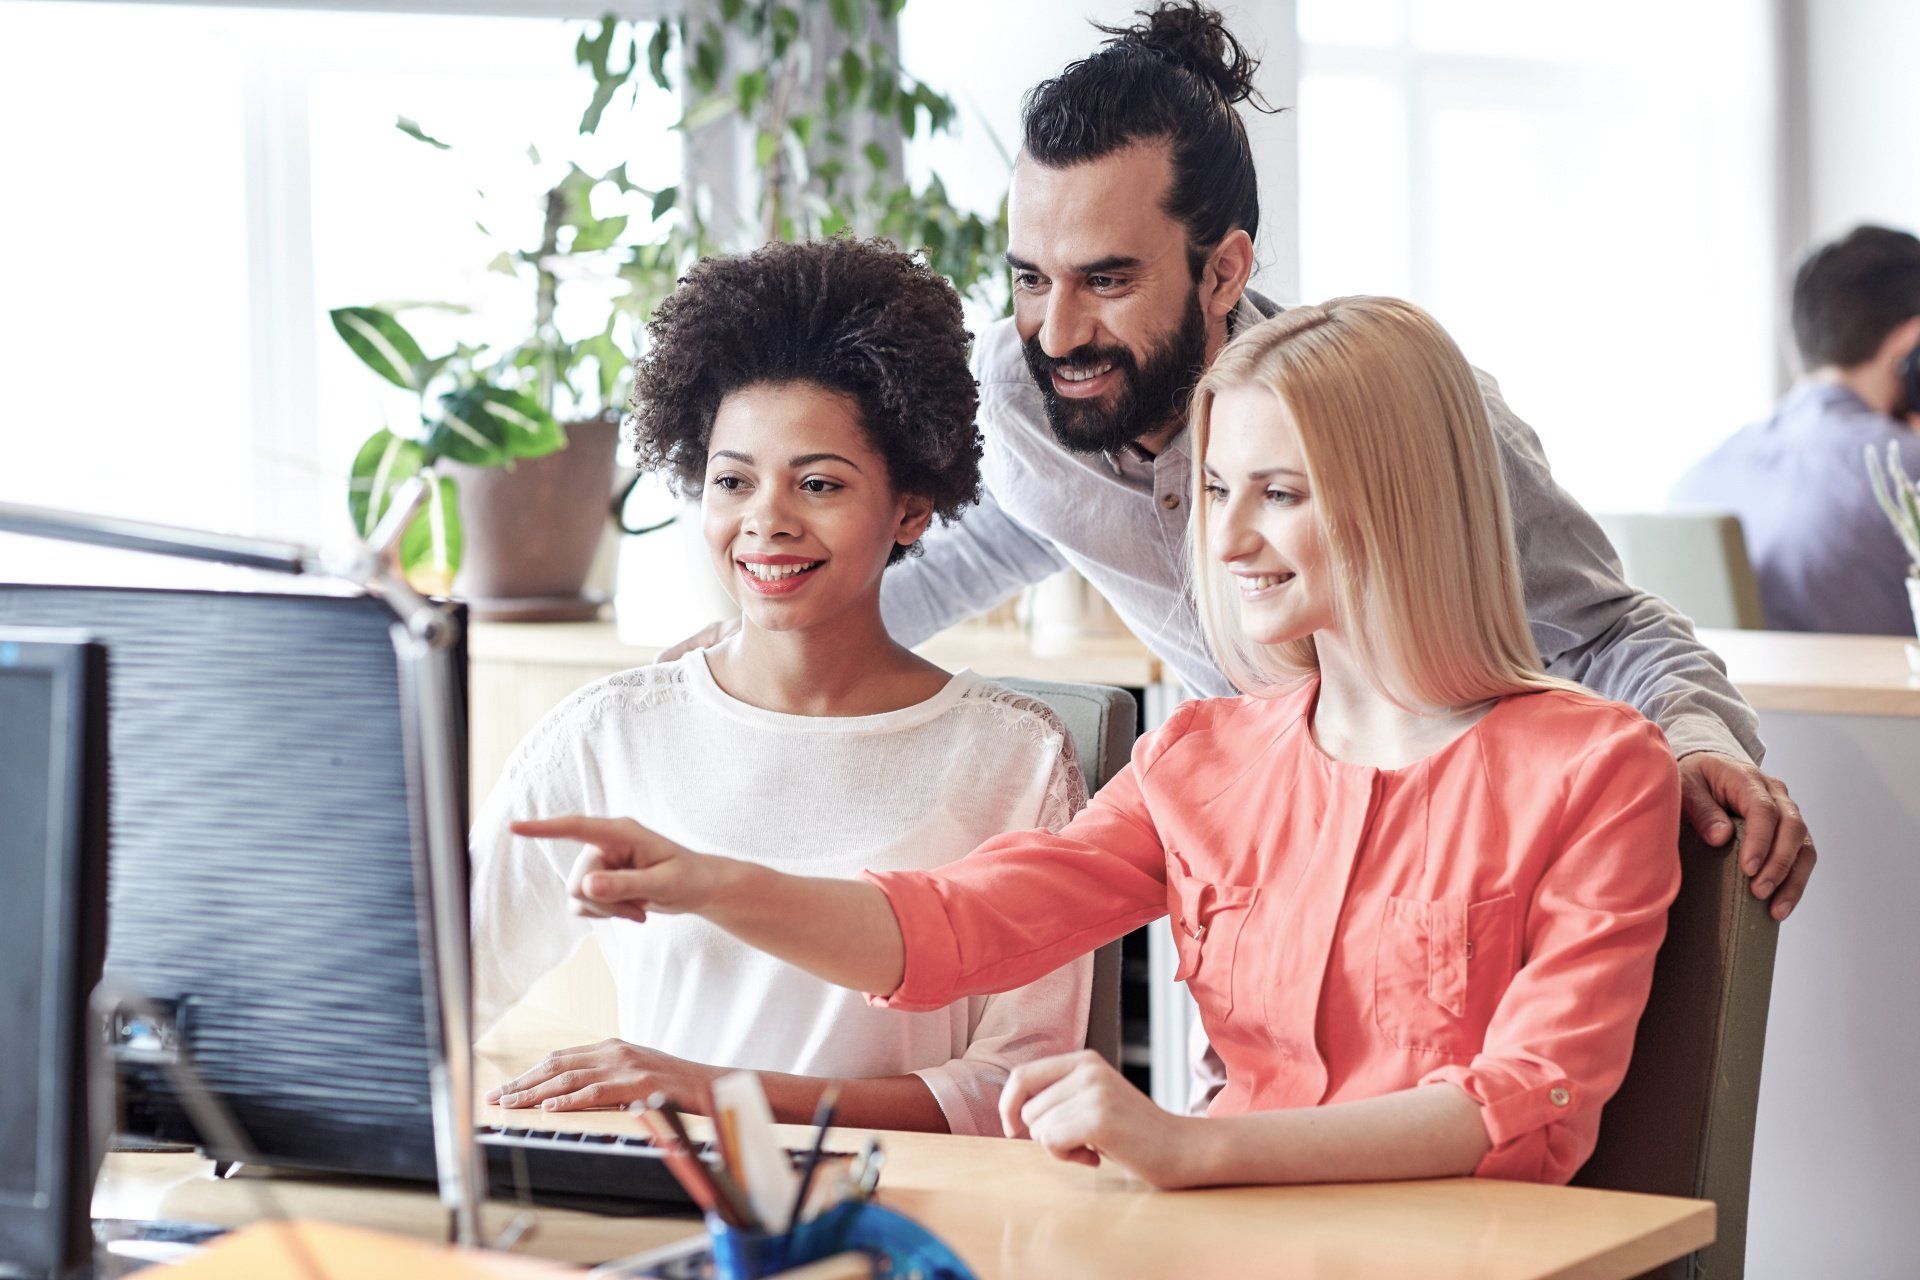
1, 1, 678, 581
1295, 0, 1779, 512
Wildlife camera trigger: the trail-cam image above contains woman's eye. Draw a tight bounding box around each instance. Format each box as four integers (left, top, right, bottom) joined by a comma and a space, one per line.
710, 474, 747, 492
1202, 483, 1228, 503
800, 477, 842, 494
1266, 489, 1301, 506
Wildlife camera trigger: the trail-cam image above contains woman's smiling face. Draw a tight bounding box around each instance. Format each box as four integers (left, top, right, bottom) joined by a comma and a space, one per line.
702, 380, 930, 634
1201, 385, 1338, 648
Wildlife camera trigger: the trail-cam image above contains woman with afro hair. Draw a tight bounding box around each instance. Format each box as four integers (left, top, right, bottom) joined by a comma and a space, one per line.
469, 237, 1093, 1135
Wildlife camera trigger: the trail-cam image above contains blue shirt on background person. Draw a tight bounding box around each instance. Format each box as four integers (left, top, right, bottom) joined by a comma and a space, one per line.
1671, 380, 1920, 635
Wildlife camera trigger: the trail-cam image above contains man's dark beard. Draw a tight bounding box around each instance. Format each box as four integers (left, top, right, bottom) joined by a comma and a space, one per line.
1023, 290, 1210, 455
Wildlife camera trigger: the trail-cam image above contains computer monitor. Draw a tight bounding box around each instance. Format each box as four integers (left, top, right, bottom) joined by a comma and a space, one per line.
0, 584, 468, 1184
0, 632, 109, 1280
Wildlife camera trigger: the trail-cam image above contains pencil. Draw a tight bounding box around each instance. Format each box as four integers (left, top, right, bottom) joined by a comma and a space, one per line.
634, 1107, 731, 1223
785, 1087, 840, 1231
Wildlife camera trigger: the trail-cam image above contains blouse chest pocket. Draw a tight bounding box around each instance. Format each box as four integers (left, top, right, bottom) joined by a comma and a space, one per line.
1168, 872, 1259, 1021
1374, 894, 1518, 1055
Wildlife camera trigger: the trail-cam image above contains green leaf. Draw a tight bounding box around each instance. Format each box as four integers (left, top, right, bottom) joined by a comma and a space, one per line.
395, 116, 450, 150
719, 0, 744, 20
862, 141, 888, 171
571, 212, 628, 253
650, 185, 678, 221
330, 307, 429, 392
347, 429, 429, 538
772, 5, 800, 55
426, 385, 564, 466
555, 164, 627, 253
576, 16, 639, 135
399, 472, 463, 592
678, 91, 735, 132
789, 114, 813, 147
828, 0, 858, 35
647, 20, 672, 90
839, 49, 865, 100
735, 69, 766, 116
691, 32, 724, 94
576, 323, 632, 408
755, 130, 779, 168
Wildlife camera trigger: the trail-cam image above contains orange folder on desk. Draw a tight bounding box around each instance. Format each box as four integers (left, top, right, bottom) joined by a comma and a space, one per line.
155, 1219, 582, 1278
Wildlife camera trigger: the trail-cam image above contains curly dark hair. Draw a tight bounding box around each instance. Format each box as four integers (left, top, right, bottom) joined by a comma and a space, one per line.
627, 236, 982, 563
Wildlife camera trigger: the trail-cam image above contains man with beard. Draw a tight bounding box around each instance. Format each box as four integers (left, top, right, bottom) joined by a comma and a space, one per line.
666, 2, 1816, 938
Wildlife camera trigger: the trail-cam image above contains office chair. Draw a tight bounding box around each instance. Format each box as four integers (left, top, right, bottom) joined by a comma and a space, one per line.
1573, 822, 1780, 1279
996, 678, 1140, 1073
1595, 511, 1767, 630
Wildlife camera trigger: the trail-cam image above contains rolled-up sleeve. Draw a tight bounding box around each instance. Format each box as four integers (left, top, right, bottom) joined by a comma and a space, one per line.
865, 706, 1196, 1012
1421, 715, 1682, 1183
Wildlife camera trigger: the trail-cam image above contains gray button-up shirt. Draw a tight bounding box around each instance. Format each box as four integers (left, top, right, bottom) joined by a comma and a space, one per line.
1671, 380, 1920, 636
883, 295, 1763, 764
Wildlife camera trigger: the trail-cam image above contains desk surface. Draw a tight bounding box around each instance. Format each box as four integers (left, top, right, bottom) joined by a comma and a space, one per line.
91, 1044, 1713, 1280
1696, 627, 1920, 717
474, 618, 1920, 716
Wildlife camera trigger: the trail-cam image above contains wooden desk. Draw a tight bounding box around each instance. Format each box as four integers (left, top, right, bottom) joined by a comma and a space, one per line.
1697, 627, 1920, 717
92, 1040, 1712, 1280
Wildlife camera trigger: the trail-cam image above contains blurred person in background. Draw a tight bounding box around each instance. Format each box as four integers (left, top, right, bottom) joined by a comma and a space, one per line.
1673, 225, 1920, 635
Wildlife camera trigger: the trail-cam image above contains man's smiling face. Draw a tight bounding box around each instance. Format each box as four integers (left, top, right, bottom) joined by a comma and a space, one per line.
1007, 141, 1220, 455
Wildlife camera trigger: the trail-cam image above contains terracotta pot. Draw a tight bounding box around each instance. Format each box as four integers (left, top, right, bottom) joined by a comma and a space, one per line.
444, 415, 621, 621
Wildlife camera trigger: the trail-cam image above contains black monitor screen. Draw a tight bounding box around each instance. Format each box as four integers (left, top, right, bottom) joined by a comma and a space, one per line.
0, 585, 467, 1183
0, 633, 106, 1280
0, 666, 55, 1204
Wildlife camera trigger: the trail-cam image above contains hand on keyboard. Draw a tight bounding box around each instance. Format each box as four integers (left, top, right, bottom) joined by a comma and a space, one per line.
487, 1038, 720, 1114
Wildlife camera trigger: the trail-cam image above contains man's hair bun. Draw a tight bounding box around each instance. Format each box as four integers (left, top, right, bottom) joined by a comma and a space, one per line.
1095, 1, 1264, 107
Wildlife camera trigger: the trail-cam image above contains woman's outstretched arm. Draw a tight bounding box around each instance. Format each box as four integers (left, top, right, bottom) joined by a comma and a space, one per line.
510, 815, 908, 994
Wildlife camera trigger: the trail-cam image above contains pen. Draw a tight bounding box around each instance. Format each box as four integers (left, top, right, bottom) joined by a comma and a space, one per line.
648, 1096, 756, 1230
634, 1106, 731, 1224
784, 1086, 840, 1232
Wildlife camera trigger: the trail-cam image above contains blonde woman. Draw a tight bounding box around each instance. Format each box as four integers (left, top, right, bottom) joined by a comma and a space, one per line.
517, 298, 1681, 1187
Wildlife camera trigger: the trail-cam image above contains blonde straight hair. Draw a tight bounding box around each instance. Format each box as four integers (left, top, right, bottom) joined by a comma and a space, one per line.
1188, 297, 1569, 709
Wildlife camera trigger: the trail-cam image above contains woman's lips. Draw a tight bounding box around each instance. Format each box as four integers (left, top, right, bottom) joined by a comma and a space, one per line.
737, 559, 824, 596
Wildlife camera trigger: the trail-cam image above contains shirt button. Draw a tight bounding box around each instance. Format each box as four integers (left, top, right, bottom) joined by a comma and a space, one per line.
1549, 1087, 1571, 1107
1160, 492, 1180, 510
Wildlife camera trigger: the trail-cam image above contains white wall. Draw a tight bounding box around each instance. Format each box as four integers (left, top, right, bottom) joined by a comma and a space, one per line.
1801, 0, 1920, 250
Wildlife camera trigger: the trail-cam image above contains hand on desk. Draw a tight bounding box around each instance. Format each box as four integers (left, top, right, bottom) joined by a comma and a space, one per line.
1677, 752, 1816, 922
487, 1038, 718, 1114
1001, 1050, 1199, 1190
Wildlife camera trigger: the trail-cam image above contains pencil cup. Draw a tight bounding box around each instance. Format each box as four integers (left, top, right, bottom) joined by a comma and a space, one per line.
707, 1200, 975, 1280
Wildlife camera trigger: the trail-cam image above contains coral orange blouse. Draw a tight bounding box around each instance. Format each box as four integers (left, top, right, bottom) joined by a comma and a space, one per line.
867, 681, 1682, 1183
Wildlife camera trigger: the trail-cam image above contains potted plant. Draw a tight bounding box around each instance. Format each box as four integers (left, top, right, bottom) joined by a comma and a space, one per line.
1866, 442, 1920, 644
339, 5, 1008, 617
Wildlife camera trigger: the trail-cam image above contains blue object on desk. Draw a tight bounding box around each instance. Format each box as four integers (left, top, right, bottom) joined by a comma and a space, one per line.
708, 1200, 974, 1280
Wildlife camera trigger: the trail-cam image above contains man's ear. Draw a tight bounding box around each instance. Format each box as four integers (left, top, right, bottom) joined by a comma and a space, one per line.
1880, 314, 1920, 367
1200, 229, 1256, 321
896, 494, 935, 548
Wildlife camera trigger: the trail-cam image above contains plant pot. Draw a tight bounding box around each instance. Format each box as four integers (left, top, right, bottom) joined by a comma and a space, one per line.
443, 415, 621, 621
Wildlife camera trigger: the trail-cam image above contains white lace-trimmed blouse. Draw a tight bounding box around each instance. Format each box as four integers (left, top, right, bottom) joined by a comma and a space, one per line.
470, 651, 1092, 1136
